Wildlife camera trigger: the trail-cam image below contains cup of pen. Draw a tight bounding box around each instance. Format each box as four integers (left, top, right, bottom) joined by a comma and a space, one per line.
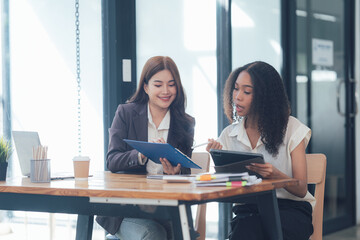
30, 145, 50, 183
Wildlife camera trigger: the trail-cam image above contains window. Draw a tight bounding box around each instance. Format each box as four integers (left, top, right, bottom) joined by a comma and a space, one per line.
1, 1, 104, 238
136, 0, 218, 237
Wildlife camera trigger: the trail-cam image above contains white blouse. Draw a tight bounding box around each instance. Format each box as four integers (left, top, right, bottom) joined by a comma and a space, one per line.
218, 116, 316, 208
137, 104, 170, 175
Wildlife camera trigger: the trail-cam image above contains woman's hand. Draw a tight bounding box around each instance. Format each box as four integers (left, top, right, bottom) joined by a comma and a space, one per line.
206, 138, 223, 152
246, 162, 281, 179
149, 138, 181, 174
246, 140, 308, 198
160, 158, 181, 175
151, 138, 166, 144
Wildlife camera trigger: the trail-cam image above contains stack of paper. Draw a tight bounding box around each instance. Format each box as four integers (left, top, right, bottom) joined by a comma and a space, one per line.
195, 172, 262, 187
146, 172, 262, 186
147, 174, 196, 183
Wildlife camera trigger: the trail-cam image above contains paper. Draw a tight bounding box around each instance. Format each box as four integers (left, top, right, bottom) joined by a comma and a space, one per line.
147, 175, 196, 183
195, 173, 262, 187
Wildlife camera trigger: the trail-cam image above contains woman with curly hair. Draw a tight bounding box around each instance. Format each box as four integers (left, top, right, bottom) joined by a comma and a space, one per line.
206, 61, 314, 240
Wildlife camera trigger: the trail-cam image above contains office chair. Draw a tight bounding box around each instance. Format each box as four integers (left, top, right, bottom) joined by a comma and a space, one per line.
306, 153, 327, 240
220, 153, 327, 240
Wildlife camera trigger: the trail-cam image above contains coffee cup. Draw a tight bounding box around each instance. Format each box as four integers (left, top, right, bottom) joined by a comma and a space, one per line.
72, 156, 90, 180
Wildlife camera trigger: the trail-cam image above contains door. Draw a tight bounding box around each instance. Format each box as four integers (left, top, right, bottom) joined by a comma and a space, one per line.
295, 0, 356, 234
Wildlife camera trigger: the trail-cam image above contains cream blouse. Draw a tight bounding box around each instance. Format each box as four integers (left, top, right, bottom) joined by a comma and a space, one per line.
137, 104, 170, 175
218, 116, 316, 208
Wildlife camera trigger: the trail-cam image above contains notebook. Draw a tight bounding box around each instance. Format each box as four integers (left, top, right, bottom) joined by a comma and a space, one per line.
12, 131, 74, 180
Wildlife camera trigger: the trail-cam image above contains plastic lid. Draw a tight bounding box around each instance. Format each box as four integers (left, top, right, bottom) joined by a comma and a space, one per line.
72, 156, 90, 161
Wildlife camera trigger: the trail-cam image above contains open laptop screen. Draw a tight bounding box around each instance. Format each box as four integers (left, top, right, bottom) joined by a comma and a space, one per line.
12, 131, 41, 177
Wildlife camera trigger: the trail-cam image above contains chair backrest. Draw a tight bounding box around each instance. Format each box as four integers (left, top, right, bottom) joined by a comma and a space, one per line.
191, 152, 210, 240
191, 152, 210, 175
306, 153, 327, 240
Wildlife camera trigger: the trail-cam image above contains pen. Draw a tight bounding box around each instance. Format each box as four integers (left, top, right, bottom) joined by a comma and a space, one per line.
191, 141, 211, 149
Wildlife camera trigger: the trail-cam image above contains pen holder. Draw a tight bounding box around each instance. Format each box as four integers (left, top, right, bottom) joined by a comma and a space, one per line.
30, 159, 51, 183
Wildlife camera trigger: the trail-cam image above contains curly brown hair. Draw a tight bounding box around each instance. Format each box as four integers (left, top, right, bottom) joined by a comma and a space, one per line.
223, 61, 290, 156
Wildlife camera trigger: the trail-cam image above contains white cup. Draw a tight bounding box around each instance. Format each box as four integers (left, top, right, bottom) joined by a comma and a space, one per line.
72, 156, 90, 180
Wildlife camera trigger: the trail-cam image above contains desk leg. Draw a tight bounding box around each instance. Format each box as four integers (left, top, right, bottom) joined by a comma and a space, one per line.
179, 204, 191, 240
218, 202, 232, 240
171, 204, 197, 240
75, 215, 94, 240
257, 190, 283, 240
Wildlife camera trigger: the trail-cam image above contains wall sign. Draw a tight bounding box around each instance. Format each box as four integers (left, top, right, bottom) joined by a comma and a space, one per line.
312, 38, 334, 67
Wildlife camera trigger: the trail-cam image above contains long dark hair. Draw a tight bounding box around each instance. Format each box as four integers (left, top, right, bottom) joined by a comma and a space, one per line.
223, 61, 290, 156
129, 56, 194, 150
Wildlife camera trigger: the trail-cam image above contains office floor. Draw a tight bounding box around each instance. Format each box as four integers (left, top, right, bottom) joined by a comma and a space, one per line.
1, 217, 360, 239
323, 225, 360, 240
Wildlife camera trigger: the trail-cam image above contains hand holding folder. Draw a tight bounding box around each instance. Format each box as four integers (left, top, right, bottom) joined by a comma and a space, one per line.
123, 139, 201, 169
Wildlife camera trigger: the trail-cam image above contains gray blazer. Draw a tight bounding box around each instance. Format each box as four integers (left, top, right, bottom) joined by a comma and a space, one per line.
96, 102, 194, 234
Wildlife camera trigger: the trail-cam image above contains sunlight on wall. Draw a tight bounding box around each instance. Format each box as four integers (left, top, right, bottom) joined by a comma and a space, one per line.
136, 0, 218, 146
184, 0, 216, 51
231, 3, 255, 28
136, 1, 218, 238
231, 0, 281, 71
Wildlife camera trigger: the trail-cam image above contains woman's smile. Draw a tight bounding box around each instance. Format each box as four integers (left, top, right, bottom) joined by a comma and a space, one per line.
159, 96, 172, 101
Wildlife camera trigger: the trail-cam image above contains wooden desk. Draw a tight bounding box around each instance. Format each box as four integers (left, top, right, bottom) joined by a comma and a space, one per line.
0, 172, 298, 240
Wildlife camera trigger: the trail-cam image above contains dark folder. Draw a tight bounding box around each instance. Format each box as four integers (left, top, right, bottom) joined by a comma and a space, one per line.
123, 139, 201, 169
210, 149, 264, 177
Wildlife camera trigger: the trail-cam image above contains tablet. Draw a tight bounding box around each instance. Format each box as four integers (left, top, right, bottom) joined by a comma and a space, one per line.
123, 139, 201, 169
209, 149, 264, 176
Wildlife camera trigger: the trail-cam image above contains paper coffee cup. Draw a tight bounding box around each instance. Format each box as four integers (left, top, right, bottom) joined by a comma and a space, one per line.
73, 156, 90, 180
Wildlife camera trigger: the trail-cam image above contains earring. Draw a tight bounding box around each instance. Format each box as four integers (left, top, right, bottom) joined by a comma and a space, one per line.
232, 103, 241, 123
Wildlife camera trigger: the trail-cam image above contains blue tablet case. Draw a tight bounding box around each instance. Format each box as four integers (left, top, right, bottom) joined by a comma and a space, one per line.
123, 139, 201, 169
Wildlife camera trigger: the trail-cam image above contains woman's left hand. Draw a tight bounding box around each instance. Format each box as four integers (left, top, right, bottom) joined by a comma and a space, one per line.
160, 158, 181, 175
246, 162, 281, 179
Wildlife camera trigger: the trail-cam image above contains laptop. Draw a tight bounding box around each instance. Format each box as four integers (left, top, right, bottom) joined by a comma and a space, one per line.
12, 131, 74, 180
209, 149, 265, 177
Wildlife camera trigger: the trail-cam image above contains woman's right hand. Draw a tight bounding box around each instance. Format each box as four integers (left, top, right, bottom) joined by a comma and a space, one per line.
206, 138, 222, 152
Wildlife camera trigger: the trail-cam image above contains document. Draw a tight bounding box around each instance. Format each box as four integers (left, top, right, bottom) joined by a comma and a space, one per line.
195, 172, 249, 181
147, 174, 196, 183
195, 172, 262, 187
123, 139, 201, 169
